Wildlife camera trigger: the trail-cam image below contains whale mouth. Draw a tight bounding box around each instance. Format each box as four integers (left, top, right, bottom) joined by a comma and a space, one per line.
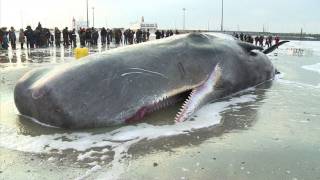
124, 89, 194, 124
124, 86, 209, 124
125, 64, 221, 124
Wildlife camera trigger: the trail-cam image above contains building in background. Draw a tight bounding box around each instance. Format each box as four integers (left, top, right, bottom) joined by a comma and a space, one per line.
130, 16, 158, 32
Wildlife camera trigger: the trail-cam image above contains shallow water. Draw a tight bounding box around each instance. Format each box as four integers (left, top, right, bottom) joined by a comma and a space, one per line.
1, 41, 320, 180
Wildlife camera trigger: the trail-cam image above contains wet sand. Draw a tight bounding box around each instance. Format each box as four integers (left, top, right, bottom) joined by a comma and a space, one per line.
1, 40, 320, 180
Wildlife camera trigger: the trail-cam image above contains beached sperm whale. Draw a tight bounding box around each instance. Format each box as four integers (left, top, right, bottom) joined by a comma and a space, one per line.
14, 33, 288, 129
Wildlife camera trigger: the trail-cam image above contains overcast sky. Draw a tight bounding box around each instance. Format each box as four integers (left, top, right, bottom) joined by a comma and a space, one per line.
0, 0, 319, 33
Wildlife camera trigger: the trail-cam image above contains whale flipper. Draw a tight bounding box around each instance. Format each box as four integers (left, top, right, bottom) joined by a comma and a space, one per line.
263, 41, 290, 54
238, 41, 263, 52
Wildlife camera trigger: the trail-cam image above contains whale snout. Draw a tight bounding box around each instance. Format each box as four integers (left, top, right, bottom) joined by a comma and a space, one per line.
14, 68, 74, 128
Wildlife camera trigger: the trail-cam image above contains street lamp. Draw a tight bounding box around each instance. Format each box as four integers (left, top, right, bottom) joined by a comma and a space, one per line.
86, 0, 89, 27
182, 8, 186, 30
92, 7, 95, 27
221, 0, 224, 31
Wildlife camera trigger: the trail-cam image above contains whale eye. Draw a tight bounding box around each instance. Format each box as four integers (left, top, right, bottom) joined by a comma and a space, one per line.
32, 87, 47, 99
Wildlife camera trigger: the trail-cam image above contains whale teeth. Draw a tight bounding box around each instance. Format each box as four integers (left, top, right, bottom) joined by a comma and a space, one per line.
175, 89, 198, 123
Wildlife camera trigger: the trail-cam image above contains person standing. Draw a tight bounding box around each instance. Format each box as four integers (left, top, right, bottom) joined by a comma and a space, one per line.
106, 28, 112, 48
100, 27, 107, 46
54, 27, 61, 48
62, 27, 69, 47
161, 30, 165, 38
24, 26, 34, 49
9, 27, 17, 50
265, 38, 270, 47
128, 29, 134, 44
114, 29, 122, 47
70, 29, 77, 48
155, 30, 161, 39
165, 30, 170, 37
142, 30, 147, 42
275, 35, 280, 46
19, 29, 25, 49
79, 28, 86, 47
235, 33, 239, 39
123, 29, 128, 45
110, 29, 113, 42
92, 28, 99, 46
1, 27, 9, 50
239, 33, 244, 41
268, 35, 273, 47
136, 29, 142, 43
254, 36, 259, 46
85, 28, 92, 46
259, 35, 264, 47
0, 29, 3, 49
146, 29, 150, 41
169, 30, 174, 36
34, 23, 43, 48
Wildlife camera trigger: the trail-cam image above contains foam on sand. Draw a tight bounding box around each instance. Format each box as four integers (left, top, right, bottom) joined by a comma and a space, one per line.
0, 94, 257, 179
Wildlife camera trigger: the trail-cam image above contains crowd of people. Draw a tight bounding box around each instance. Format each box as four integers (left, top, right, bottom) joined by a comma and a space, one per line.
1, 23, 283, 51
0, 22, 181, 50
155, 30, 177, 39
0, 23, 55, 50
233, 32, 280, 48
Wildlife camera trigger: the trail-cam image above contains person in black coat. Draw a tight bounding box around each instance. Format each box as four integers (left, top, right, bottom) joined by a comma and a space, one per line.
79, 28, 86, 47
8, 27, 16, 50
85, 28, 92, 46
114, 29, 122, 46
24, 26, 34, 49
54, 27, 61, 48
161, 30, 165, 38
155, 30, 161, 39
62, 27, 69, 47
69, 29, 77, 48
92, 28, 99, 46
100, 27, 107, 46
147, 29, 150, 41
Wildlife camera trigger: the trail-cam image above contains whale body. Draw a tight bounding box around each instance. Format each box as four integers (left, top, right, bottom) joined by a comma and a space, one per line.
14, 33, 286, 129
